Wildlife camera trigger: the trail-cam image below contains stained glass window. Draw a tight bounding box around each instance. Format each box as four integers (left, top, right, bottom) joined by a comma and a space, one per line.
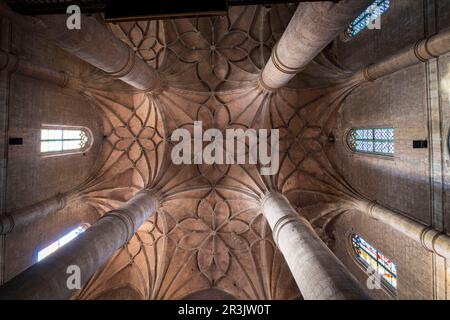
347, 128, 394, 156
41, 128, 90, 153
345, 0, 390, 38
352, 234, 397, 289
37, 224, 90, 262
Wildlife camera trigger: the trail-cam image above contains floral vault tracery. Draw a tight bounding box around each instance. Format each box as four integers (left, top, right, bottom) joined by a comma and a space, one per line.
68, 4, 370, 300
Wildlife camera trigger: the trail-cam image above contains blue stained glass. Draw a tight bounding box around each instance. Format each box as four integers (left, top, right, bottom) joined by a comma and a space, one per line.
374, 142, 389, 153
352, 234, 397, 289
346, 0, 390, 37
356, 141, 373, 152
374, 128, 394, 140
348, 128, 394, 156
355, 129, 373, 140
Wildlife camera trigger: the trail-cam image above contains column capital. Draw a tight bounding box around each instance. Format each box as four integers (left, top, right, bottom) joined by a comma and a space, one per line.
414, 39, 439, 62
420, 228, 450, 259
0, 214, 14, 235
260, 0, 373, 90
269, 42, 305, 75
352, 198, 450, 259
0, 49, 18, 73
260, 191, 285, 209
140, 188, 161, 208
257, 74, 277, 93
99, 189, 160, 240
349, 28, 450, 84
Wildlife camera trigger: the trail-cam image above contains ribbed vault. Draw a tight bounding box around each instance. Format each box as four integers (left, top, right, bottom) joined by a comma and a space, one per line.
69, 4, 367, 300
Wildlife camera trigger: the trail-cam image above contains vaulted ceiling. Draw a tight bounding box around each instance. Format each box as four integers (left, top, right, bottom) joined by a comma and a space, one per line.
57, 4, 367, 300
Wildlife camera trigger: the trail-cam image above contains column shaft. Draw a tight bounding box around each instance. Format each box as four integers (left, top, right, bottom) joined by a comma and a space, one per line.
260, 0, 372, 90
261, 192, 370, 300
0, 3, 160, 91
353, 28, 450, 82
355, 200, 450, 259
37, 14, 160, 91
0, 190, 158, 299
0, 194, 67, 235
0, 50, 70, 87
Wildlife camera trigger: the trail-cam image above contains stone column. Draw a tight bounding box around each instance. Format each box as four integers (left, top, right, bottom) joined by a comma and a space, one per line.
0, 189, 159, 299
0, 194, 68, 235
37, 15, 160, 91
351, 28, 450, 83
0, 3, 160, 91
354, 199, 450, 260
0, 49, 87, 236
259, 0, 372, 90
0, 50, 72, 88
261, 192, 370, 300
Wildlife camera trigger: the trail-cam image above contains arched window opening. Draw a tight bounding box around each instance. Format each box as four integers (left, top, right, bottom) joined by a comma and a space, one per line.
351, 234, 397, 291
37, 224, 90, 262
40, 126, 92, 155
347, 128, 394, 156
344, 0, 390, 39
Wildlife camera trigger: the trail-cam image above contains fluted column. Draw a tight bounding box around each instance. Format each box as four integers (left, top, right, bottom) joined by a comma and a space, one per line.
261, 192, 370, 300
0, 189, 158, 299
354, 199, 450, 259
351, 27, 450, 83
0, 194, 68, 235
259, 0, 372, 90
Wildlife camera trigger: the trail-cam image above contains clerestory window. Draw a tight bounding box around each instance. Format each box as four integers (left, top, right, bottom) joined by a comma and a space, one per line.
347, 128, 394, 156
40, 126, 92, 155
37, 224, 90, 262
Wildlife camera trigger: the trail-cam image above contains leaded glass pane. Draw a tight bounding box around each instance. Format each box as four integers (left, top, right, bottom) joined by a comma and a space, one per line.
37, 224, 89, 262
356, 141, 373, 152
351, 234, 397, 290
63, 140, 82, 151
348, 127, 394, 156
355, 129, 373, 140
374, 142, 391, 154
374, 128, 394, 140
37, 241, 59, 262
346, 0, 390, 37
63, 130, 82, 140
41, 128, 90, 154
40, 141, 49, 153
41, 140, 63, 153
42, 129, 62, 140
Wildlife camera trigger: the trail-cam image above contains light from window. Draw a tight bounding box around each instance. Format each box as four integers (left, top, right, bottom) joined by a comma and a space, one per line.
37, 224, 89, 262
347, 128, 394, 156
352, 234, 397, 289
41, 128, 89, 153
345, 0, 390, 38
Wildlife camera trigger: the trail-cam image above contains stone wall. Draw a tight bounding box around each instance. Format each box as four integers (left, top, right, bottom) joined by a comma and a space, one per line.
0, 19, 104, 283
332, 210, 434, 300
3, 202, 99, 282
336, 0, 450, 71
336, 64, 430, 223
330, 0, 450, 299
